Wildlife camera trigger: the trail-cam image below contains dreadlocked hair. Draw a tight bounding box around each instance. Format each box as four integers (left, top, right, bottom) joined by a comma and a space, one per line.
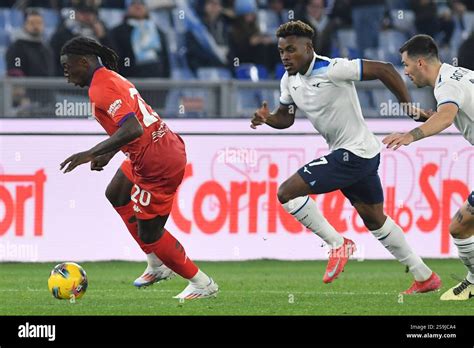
61, 36, 119, 72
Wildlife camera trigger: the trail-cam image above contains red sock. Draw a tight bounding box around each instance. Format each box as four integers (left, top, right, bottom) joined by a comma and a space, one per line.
145, 229, 198, 279
114, 201, 151, 254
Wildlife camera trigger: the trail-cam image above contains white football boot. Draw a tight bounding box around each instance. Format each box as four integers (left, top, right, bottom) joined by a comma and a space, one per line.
173, 278, 219, 300
440, 279, 474, 301
133, 264, 176, 288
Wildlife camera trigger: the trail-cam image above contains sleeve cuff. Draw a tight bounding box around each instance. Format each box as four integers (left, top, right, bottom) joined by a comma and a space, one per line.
117, 112, 135, 127
279, 99, 294, 106
437, 100, 460, 110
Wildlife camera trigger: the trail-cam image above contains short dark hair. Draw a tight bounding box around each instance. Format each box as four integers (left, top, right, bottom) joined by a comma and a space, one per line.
276, 20, 314, 40
399, 34, 439, 60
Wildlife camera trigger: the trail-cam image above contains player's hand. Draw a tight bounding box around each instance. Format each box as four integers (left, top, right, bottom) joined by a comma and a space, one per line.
251, 101, 269, 129
382, 132, 414, 150
410, 106, 435, 122
60, 151, 94, 173
90, 153, 113, 171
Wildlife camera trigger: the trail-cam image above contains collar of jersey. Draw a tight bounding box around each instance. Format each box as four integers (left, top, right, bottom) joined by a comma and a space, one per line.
90, 65, 105, 86
303, 53, 330, 77
436, 63, 447, 85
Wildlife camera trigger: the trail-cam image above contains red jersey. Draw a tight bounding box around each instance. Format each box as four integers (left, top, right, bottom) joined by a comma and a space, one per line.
89, 67, 182, 169
89, 67, 186, 219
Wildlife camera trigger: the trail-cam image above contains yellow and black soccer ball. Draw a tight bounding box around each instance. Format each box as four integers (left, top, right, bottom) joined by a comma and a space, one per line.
48, 262, 88, 300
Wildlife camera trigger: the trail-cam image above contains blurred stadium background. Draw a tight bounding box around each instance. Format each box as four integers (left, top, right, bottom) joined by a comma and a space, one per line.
0, 0, 473, 316
2, 0, 474, 118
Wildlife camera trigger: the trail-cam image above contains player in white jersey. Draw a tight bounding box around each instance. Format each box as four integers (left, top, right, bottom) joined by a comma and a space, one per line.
384, 34, 474, 300
251, 21, 441, 294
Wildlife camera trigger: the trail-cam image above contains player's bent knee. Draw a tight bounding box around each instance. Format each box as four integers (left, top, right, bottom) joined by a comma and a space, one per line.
105, 185, 121, 206
105, 184, 117, 204
449, 220, 465, 239
105, 183, 130, 207
277, 184, 292, 204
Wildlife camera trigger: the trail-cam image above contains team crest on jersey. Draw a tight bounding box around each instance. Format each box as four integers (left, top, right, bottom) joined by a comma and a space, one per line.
107, 99, 122, 117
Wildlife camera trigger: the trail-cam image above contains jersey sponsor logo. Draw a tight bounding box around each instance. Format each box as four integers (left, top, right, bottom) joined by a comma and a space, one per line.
107, 99, 122, 117
152, 122, 169, 142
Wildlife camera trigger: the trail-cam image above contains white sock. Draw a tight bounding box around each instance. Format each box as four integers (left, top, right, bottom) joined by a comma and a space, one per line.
371, 216, 432, 282
453, 236, 474, 283
282, 196, 344, 249
146, 253, 163, 268
190, 269, 211, 286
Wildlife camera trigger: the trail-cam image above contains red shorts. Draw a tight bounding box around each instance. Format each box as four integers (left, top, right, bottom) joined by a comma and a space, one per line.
121, 133, 186, 219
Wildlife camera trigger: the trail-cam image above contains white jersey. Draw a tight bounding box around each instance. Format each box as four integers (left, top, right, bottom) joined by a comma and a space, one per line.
279, 53, 381, 158
434, 63, 474, 145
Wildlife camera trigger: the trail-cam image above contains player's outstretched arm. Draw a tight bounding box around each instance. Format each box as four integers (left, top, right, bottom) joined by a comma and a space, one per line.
251, 101, 296, 130
361, 60, 431, 122
60, 115, 143, 173
382, 103, 457, 150
90, 149, 120, 171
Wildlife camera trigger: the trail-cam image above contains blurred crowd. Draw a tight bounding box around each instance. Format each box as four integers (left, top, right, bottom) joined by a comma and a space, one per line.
2, 0, 474, 81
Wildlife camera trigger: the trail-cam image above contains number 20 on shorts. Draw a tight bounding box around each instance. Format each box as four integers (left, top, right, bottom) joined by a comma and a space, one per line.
131, 184, 151, 207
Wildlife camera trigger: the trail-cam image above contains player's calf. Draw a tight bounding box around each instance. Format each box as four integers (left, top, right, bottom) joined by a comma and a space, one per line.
353, 203, 386, 231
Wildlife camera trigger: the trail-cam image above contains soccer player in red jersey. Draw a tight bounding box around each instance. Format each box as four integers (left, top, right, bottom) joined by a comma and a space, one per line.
59, 36, 218, 299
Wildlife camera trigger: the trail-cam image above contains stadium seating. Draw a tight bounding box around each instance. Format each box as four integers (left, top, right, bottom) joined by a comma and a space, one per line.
150, 9, 173, 32
235, 64, 268, 81
164, 68, 209, 117
378, 30, 407, 65
0, 46, 6, 76
463, 11, 474, 33
257, 9, 284, 37
390, 9, 415, 35
196, 67, 232, 81
98, 8, 124, 29
337, 29, 360, 59
40, 8, 60, 40
274, 63, 285, 79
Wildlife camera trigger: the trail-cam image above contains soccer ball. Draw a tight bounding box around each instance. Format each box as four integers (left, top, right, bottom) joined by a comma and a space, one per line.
48, 262, 88, 300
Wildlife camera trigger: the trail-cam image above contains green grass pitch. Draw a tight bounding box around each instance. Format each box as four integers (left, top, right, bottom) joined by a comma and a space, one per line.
0, 259, 471, 315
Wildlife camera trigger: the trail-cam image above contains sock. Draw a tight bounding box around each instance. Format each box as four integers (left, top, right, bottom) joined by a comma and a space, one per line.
371, 216, 432, 282
146, 253, 163, 268
144, 229, 198, 279
453, 236, 474, 283
189, 269, 211, 286
283, 196, 344, 249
